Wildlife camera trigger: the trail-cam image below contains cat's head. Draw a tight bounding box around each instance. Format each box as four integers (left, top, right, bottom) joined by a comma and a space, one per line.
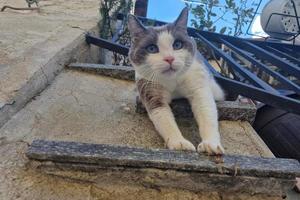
128, 7, 196, 80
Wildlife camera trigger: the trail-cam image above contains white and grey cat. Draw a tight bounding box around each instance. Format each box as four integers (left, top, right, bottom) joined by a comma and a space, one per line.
128, 7, 225, 155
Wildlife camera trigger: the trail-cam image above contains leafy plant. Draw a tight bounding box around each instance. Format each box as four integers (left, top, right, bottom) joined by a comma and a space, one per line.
188, 0, 256, 36
99, 0, 133, 39
98, 0, 133, 65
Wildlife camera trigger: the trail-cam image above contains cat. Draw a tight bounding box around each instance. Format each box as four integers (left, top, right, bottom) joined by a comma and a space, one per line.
128, 7, 225, 155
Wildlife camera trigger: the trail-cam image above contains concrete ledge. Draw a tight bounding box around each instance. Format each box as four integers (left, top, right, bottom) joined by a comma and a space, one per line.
0, 28, 100, 128
68, 63, 257, 122
26, 140, 300, 196
136, 97, 256, 122
31, 162, 294, 197
67, 63, 135, 81
27, 140, 300, 179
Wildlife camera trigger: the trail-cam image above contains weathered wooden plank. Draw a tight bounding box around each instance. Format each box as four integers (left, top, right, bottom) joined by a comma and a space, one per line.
27, 140, 300, 179
136, 97, 256, 122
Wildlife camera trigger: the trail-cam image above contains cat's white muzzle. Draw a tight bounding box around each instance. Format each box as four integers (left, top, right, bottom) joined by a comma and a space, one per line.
161, 65, 177, 75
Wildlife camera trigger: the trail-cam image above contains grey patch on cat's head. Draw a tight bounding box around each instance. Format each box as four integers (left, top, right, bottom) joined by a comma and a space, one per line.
128, 7, 195, 73
127, 14, 147, 41
128, 26, 158, 65
165, 24, 195, 55
174, 7, 189, 30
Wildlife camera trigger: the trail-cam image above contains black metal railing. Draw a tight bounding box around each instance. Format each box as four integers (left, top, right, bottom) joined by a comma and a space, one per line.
86, 14, 300, 115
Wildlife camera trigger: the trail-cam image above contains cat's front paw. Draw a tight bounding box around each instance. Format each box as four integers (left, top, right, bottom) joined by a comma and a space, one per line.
167, 137, 196, 151
197, 139, 224, 155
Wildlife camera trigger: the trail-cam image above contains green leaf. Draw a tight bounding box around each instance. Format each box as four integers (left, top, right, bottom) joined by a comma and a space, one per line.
219, 27, 227, 34
210, 26, 216, 32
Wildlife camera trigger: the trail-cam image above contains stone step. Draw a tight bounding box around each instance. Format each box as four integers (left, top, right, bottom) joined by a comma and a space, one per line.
68, 63, 257, 122
136, 97, 256, 122
0, 29, 100, 128
27, 139, 300, 197
67, 63, 135, 81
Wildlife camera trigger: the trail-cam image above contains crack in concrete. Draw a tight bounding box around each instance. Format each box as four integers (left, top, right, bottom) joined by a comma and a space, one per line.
46, 170, 95, 185
0, 137, 30, 147
28, 112, 43, 136
40, 67, 50, 85
70, 90, 80, 105
68, 82, 89, 107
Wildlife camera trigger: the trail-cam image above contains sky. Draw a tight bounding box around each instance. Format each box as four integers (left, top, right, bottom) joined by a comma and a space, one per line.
147, 0, 269, 37
147, 0, 187, 23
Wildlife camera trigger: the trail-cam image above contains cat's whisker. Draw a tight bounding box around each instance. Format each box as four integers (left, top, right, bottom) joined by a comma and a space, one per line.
139, 67, 154, 80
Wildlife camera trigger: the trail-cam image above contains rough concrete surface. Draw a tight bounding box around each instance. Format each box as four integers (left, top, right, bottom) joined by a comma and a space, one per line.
67, 63, 258, 122
0, 70, 273, 157
0, 0, 295, 199
0, 140, 228, 200
0, 70, 280, 200
0, 0, 100, 127
0, 136, 281, 200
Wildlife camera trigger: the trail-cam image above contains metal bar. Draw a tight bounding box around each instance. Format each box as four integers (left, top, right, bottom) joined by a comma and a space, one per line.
240, 41, 300, 79
263, 42, 300, 55
116, 13, 300, 53
85, 32, 225, 79
291, 0, 300, 35
263, 45, 300, 66
215, 76, 300, 115
196, 52, 221, 77
220, 38, 300, 95
269, 45, 300, 59
246, 0, 263, 38
85, 34, 129, 56
281, 46, 297, 54
84, 34, 300, 114
193, 29, 300, 54
282, 46, 300, 59
247, 41, 300, 55
195, 33, 279, 93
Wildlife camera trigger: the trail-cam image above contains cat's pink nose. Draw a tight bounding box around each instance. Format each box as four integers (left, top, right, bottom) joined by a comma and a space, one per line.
163, 56, 175, 65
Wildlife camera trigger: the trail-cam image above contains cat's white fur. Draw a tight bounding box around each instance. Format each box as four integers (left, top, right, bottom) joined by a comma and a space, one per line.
135, 31, 225, 154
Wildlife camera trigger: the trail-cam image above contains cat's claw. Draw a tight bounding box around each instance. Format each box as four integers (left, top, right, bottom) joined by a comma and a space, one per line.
167, 137, 196, 151
197, 140, 224, 155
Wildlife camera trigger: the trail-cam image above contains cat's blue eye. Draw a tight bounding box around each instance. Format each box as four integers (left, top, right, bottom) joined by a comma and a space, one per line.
146, 44, 159, 53
173, 40, 183, 50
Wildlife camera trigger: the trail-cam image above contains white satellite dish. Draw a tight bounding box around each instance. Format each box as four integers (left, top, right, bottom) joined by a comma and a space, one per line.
261, 0, 300, 39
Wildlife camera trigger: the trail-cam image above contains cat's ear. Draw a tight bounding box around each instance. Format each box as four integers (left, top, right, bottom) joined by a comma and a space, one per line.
174, 7, 189, 29
127, 14, 147, 39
